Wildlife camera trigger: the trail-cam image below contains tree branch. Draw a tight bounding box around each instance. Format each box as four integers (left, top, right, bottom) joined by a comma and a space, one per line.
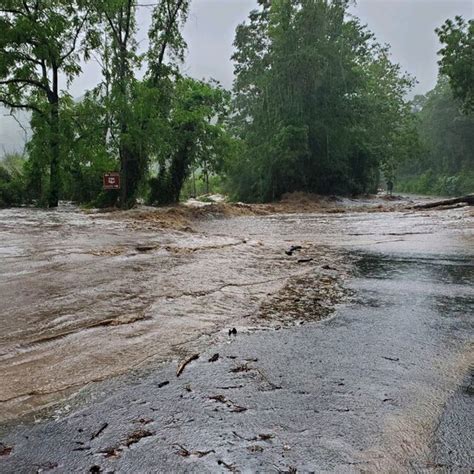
0, 8, 28, 17
0, 96, 44, 116
0, 77, 49, 94
123, 0, 133, 45
60, 10, 90, 62
22, 1, 31, 14
4, 111, 30, 152
155, 0, 185, 75
104, 10, 122, 46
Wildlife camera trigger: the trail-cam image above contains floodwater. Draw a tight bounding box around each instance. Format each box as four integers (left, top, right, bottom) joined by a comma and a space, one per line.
0, 199, 473, 471
0, 203, 346, 421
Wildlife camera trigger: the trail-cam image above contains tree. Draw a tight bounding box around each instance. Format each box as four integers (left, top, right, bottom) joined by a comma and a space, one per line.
437, 16, 474, 113
228, 0, 416, 201
93, 0, 190, 208
148, 77, 232, 205
94, 0, 140, 208
0, 0, 95, 207
398, 78, 474, 196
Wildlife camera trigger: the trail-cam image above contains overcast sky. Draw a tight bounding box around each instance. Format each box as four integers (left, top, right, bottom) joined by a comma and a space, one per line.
2, 0, 473, 153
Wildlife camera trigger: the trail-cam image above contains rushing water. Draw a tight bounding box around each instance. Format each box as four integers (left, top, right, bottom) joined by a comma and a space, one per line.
0, 201, 473, 471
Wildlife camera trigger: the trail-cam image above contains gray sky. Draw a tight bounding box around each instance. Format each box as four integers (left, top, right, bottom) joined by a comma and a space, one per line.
2, 0, 473, 154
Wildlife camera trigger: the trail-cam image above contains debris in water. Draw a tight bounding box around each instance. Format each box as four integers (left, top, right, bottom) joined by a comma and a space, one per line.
217, 459, 239, 472
135, 243, 159, 252
90, 422, 108, 441
209, 395, 248, 413
230, 363, 251, 373
228, 328, 237, 336
382, 356, 400, 362
209, 353, 220, 362
297, 258, 313, 263
0, 443, 12, 456
209, 395, 227, 404
99, 447, 121, 458
176, 354, 199, 377
124, 429, 154, 447
233, 431, 274, 442
174, 444, 215, 458
157, 380, 169, 388
247, 445, 264, 453
136, 418, 153, 425
285, 245, 302, 256
72, 446, 91, 452
89, 465, 101, 473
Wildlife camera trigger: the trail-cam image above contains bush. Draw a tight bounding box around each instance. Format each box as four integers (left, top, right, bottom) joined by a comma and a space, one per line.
398, 170, 474, 196
0, 154, 26, 207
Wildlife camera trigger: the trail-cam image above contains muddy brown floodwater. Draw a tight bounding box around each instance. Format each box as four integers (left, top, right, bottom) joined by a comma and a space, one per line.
0, 197, 472, 472
0, 201, 350, 422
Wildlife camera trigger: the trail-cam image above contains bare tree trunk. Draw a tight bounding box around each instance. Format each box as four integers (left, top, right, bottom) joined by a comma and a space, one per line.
48, 67, 60, 208
412, 195, 474, 209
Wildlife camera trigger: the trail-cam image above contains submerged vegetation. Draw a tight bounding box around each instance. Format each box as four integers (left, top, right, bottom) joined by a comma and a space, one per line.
0, 1, 472, 208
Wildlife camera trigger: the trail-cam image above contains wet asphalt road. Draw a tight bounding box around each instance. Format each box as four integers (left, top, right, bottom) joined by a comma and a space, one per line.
0, 206, 473, 472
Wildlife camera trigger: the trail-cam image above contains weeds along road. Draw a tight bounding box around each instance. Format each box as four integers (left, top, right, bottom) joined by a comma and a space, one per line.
0, 197, 473, 471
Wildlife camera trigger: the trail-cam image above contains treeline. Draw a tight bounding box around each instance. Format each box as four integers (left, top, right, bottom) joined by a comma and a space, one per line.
398, 78, 474, 196
0, 1, 472, 208
398, 17, 474, 196
0, 0, 233, 208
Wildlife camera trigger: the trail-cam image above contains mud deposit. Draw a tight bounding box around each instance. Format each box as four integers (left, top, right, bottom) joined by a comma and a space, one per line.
0, 198, 473, 472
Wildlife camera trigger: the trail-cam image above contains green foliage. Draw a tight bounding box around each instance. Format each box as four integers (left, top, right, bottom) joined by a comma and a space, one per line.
0, 153, 26, 207
437, 16, 474, 113
228, 0, 417, 201
148, 77, 233, 205
398, 170, 474, 197
0, 0, 96, 206
2, 2, 470, 209
397, 78, 474, 196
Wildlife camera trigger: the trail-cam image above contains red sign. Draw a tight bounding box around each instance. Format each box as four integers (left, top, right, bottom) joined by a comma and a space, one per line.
103, 172, 121, 190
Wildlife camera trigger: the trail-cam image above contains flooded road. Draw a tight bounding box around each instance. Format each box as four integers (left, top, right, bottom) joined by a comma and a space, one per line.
0, 203, 349, 421
0, 199, 473, 471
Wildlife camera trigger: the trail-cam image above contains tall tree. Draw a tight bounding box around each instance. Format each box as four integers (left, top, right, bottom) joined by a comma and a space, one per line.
95, 0, 190, 208
437, 16, 474, 113
96, 0, 139, 208
148, 77, 231, 205
0, 0, 94, 207
229, 0, 416, 201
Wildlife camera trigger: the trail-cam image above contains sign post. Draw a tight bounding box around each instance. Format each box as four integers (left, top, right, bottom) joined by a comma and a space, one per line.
103, 172, 121, 190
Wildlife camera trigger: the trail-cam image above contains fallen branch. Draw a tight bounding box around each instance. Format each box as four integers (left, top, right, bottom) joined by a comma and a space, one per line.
174, 444, 215, 458
90, 422, 108, 441
412, 194, 474, 209
176, 353, 199, 377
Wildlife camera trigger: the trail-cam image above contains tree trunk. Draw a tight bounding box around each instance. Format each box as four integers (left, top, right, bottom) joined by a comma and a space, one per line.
412, 195, 474, 209
48, 68, 60, 208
